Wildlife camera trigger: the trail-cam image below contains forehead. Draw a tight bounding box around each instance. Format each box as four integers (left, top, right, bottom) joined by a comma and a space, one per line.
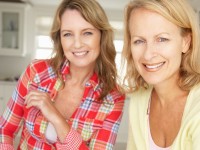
129, 8, 181, 36
61, 9, 94, 28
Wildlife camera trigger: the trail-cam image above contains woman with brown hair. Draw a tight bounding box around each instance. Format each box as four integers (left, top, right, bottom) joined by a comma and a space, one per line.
0, 0, 125, 149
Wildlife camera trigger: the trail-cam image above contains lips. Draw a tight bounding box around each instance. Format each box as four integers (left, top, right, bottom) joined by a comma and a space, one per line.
72, 51, 89, 56
144, 62, 165, 69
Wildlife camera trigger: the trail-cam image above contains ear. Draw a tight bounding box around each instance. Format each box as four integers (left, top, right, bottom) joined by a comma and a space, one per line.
182, 33, 191, 53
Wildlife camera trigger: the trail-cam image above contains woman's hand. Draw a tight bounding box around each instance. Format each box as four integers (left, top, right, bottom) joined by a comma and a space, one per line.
25, 90, 59, 123
25, 90, 71, 142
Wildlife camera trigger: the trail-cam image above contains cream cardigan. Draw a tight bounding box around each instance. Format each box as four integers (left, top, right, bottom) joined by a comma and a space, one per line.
127, 84, 200, 150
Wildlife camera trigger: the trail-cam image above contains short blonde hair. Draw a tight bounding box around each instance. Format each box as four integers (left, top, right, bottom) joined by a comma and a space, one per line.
122, 0, 200, 92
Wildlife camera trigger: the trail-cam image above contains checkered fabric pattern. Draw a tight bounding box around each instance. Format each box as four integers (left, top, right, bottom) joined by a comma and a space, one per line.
0, 59, 125, 150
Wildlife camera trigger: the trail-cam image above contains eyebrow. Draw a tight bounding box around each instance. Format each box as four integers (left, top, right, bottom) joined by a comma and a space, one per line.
131, 32, 170, 38
131, 35, 144, 39
60, 28, 97, 33
156, 32, 170, 36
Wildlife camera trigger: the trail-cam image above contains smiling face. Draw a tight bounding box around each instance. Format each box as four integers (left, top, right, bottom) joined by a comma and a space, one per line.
60, 9, 101, 69
129, 8, 190, 86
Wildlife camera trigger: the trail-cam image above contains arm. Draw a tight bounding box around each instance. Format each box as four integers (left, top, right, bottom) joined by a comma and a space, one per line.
56, 93, 125, 150
0, 143, 15, 150
25, 89, 125, 150
0, 63, 32, 148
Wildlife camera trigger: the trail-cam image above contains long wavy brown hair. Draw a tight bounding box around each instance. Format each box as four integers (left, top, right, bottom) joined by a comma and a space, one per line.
122, 0, 200, 92
50, 0, 118, 99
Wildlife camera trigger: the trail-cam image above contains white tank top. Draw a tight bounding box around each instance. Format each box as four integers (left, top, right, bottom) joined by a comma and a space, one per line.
45, 122, 57, 143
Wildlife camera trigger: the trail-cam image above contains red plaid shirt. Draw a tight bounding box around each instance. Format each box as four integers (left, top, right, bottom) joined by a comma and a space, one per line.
0, 59, 125, 150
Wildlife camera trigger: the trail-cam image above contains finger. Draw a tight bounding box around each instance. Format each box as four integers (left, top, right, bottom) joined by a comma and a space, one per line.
25, 94, 42, 106
26, 98, 40, 108
25, 90, 36, 104
25, 90, 46, 104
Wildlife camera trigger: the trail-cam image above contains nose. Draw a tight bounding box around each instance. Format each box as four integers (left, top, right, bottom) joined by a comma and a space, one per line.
143, 42, 157, 60
74, 35, 82, 49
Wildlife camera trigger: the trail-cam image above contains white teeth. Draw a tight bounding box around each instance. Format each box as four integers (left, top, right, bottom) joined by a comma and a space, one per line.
145, 62, 164, 69
73, 51, 88, 56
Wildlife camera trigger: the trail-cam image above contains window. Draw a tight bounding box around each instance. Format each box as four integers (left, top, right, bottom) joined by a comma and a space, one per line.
34, 16, 53, 59
35, 35, 53, 59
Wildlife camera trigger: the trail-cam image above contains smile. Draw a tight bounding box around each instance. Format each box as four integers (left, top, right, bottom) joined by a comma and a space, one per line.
144, 62, 165, 69
72, 51, 88, 56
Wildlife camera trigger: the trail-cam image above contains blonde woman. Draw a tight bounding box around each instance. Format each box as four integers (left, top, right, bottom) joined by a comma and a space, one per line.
122, 0, 200, 149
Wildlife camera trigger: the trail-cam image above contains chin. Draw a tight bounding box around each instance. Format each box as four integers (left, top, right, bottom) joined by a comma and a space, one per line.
143, 77, 161, 85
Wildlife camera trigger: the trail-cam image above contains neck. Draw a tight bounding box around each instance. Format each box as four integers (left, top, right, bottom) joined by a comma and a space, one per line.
152, 74, 188, 106
67, 65, 94, 86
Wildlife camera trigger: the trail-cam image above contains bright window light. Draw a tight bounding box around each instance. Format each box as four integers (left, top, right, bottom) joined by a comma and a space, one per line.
114, 40, 123, 52
35, 35, 53, 59
37, 35, 53, 48
35, 48, 52, 59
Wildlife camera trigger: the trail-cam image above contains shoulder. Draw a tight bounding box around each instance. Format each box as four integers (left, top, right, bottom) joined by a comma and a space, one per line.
130, 87, 152, 104
187, 83, 200, 108
29, 59, 52, 72
186, 83, 200, 113
26, 59, 56, 83
104, 89, 125, 103
190, 83, 200, 97
174, 84, 200, 147
179, 83, 200, 127
128, 87, 152, 117
128, 88, 152, 140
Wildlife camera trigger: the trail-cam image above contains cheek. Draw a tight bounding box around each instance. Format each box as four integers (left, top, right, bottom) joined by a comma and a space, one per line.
61, 38, 71, 51
131, 50, 141, 70
166, 45, 183, 60
91, 37, 101, 50
171, 52, 182, 67
131, 47, 141, 62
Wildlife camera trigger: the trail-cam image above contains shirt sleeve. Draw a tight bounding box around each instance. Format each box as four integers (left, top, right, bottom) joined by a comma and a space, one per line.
0, 63, 32, 146
56, 128, 82, 150
0, 143, 14, 150
56, 93, 125, 150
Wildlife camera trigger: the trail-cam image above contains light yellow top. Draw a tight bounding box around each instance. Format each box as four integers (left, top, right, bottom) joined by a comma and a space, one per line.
127, 84, 200, 150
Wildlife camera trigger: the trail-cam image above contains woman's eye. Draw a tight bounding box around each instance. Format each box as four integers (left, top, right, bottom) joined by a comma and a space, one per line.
158, 37, 168, 42
133, 40, 145, 45
84, 32, 93, 36
64, 33, 72, 37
